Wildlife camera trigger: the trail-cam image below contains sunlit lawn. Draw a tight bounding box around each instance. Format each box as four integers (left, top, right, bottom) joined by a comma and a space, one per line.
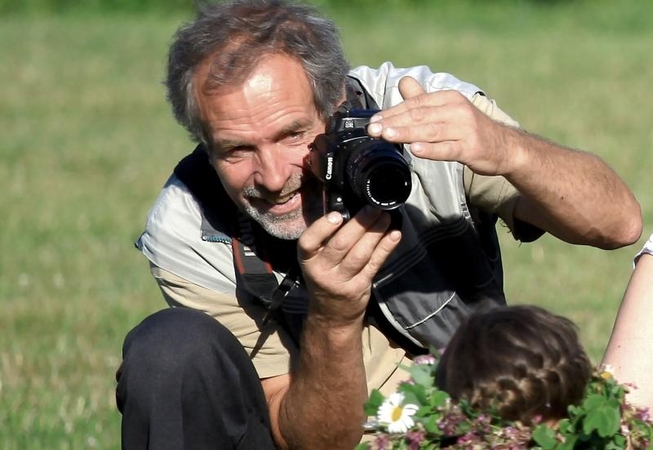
1, 1, 652, 447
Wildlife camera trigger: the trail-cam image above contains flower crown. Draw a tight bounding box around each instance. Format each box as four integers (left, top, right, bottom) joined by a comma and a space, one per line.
357, 354, 653, 449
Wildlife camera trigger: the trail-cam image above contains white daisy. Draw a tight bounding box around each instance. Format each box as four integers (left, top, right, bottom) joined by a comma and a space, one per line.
600, 364, 615, 379
377, 392, 419, 434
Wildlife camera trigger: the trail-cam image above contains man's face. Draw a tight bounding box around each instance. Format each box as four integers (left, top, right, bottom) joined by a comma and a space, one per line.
194, 54, 327, 240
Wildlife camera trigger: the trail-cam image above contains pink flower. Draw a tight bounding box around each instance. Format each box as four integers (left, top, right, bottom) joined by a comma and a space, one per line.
413, 354, 436, 365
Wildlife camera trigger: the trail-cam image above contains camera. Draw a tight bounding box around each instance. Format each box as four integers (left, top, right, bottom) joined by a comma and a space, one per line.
309, 108, 412, 222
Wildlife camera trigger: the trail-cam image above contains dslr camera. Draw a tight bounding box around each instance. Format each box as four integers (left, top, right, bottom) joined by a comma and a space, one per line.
309, 108, 412, 223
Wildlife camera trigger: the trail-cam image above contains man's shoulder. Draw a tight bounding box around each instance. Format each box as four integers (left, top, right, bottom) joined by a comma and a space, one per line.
147, 174, 204, 232
136, 172, 236, 293
349, 62, 483, 107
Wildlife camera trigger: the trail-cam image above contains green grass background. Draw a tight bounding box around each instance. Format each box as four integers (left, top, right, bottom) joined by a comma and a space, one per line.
2, 0, 652, 447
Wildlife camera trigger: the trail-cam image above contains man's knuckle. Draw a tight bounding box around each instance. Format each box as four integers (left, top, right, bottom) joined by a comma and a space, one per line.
426, 123, 441, 141
408, 105, 427, 122
327, 235, 347, 252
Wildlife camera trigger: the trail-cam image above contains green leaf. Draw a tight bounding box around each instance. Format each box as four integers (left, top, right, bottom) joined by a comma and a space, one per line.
532, 424, 558, 449
583, 403, 621, 437
400, 382, 428, 406
558, 434, 578, 450
429, 389, 449, 408
556, 418, 572, 434
582, 393, 608, 410
415, 404, 434, 418
407, 363, 436, 387
612, 434, 627, 447
364, 390, 385, 416
422, 413, 441, 435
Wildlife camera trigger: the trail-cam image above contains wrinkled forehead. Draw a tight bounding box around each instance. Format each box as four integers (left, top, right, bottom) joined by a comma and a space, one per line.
192, 53, 321, 150
195, 27, 305, 90
194, 49, 310, 99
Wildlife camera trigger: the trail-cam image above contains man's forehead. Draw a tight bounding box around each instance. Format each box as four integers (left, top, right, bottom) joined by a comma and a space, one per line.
195, 58, 313, 121
196, 52, 309, 95
193, 53, 322, 149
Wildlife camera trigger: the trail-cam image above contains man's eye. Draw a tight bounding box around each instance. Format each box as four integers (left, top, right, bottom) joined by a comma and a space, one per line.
218, 146, 252, 161
285, 131, 304, 142
228, 145, 253, 155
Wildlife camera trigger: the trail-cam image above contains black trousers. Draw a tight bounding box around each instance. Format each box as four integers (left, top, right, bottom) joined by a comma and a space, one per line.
116, 308, 277, 450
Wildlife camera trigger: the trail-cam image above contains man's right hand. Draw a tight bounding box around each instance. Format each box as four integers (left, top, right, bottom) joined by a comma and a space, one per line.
263, 206, 401, 450
297, 206, 402, 327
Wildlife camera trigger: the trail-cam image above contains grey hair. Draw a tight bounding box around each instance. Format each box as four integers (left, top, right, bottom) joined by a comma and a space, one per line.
165, 0, 351, 144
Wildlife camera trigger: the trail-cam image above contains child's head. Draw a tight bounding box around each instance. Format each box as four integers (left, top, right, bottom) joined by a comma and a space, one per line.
434, 305, 592, 425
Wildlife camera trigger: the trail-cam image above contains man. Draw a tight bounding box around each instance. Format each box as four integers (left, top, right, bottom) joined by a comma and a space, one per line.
116, 1, 642, 449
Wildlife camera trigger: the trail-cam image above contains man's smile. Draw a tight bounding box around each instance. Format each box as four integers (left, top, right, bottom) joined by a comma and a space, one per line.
247, 187, 303, 216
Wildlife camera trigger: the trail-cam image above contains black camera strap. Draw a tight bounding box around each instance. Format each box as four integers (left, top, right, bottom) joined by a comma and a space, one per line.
230, 214, 277, 306
345, 76, 380, 111
173, 146, 299, 323
230, 212, 301, 326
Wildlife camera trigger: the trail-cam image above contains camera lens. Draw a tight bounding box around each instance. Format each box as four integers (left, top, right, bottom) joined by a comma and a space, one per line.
366, 164, 411, 206
346, 139, 412, 210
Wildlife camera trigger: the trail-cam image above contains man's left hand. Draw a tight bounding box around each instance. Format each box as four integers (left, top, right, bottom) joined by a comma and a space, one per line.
366, 76, 518, 177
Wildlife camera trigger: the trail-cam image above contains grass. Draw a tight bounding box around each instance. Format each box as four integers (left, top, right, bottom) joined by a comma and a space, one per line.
1, 1, 652, 447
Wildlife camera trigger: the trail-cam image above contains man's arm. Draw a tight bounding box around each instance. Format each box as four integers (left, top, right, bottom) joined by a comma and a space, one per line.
366, 76, 642, 249
499, 129, 641, 249
263, 207, 401, 450
263, 319, 367, 449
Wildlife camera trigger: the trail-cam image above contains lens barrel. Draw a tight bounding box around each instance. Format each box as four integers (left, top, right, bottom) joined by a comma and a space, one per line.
346, 139, 412, 210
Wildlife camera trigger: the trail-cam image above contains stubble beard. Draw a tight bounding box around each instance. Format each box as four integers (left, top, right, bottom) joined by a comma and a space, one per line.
241, 174, 324, 240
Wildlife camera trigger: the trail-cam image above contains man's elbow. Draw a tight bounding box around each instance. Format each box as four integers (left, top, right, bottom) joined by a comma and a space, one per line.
616, 215, 644, 248
601, 204, 643, 250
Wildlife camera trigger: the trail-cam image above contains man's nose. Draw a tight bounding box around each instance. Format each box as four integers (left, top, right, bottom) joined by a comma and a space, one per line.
253, 146, 291, 193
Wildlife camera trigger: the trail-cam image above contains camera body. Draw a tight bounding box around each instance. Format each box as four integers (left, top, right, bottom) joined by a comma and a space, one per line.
309, 108, 412, 222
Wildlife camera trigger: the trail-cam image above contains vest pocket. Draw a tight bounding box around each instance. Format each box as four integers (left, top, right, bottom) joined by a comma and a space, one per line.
373, 217, 506, 349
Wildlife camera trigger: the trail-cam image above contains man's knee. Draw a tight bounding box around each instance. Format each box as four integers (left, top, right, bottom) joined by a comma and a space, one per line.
116, 308, 274, 448
116, 308, 250, 410
122, 307, 239, 360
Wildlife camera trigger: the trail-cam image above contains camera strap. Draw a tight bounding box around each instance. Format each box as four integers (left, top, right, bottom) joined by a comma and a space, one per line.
230, 214, 276, 306
336, 77, 380, 116
173, 145, 301, 331
230, 213, 300, 326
